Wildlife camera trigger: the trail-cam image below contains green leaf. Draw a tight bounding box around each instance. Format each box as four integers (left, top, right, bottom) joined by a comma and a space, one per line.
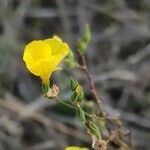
71, 91, 79, 102
70, 78, 78, 91
77, 107, 86, 123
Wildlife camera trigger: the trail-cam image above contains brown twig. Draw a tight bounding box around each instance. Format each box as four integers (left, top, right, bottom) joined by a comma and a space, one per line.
78, 52, 104, 116
77, 52, 135, 150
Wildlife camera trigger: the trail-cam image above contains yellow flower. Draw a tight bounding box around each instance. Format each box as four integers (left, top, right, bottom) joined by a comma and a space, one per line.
23, 36, 69, 85
65, 146, 89, 150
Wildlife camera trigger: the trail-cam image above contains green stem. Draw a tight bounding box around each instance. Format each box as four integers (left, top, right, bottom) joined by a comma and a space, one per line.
53, 98, 73, 109
52, 97, 113, 121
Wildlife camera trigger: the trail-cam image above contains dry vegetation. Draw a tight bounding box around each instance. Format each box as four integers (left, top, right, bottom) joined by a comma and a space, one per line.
0, 0, 150, 149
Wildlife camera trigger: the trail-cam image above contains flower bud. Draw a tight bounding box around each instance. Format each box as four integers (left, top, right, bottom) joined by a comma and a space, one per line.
75, 85, 84, 102
65, 50, 78, 68
78, 41, 87, 55
83, 24, 91, 44
78, 24, 91, 55
86, 121, 100, 139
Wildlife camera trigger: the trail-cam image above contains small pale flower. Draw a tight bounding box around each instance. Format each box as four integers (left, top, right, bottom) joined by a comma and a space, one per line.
23, 36, 69, 85
46, 84, 60, 98
92, 139, 107, 150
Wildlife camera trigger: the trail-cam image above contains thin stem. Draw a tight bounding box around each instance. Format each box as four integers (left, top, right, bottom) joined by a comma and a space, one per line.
78, 52, 104, 116
53, 97, 73, 109
84, 111, 119, 122
52, 97, 106, 120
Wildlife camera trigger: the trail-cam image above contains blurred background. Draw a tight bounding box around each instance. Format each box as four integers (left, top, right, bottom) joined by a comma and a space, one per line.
0, 0, 150, 149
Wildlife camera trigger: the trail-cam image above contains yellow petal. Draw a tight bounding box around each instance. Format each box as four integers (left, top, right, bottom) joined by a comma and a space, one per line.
23, 36, 70, 85
44, 36, 69, 56
53, 35, 62, 41
41, 72, 52, 85
65, 146, 89, 150
23, 40, 51, 61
